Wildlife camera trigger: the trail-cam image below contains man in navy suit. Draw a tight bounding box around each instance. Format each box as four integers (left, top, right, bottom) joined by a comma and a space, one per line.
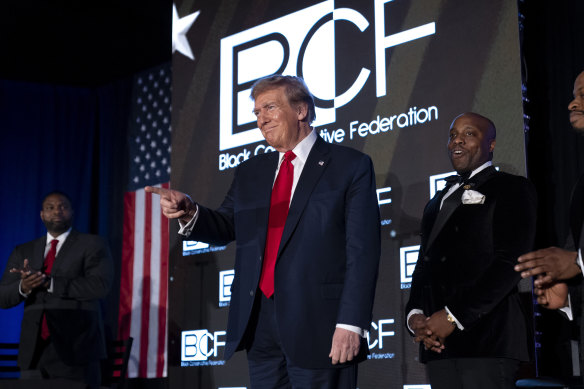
405, 113, 537, 389
147, 75, 380, 388
0, 191, 113, 388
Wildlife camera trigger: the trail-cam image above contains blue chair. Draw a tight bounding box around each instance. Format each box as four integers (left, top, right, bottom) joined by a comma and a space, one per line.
516, 377, 569, 388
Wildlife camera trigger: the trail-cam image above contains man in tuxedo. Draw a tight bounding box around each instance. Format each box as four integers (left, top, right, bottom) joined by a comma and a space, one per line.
0, 191, 114, 388
515, 70, 584, 369
405, 112, 537, 389
146, 75, 380, 388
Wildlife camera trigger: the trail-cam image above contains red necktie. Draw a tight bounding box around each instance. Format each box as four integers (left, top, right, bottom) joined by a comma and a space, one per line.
41, 239, 59, 340
44, 239, 59, 274
259, 151, 296, 298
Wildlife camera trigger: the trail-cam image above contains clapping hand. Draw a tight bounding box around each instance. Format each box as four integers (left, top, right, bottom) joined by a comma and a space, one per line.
10, 259, 47, 294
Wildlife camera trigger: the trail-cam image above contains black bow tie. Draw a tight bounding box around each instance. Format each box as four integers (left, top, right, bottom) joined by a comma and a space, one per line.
444, 171, 472, 186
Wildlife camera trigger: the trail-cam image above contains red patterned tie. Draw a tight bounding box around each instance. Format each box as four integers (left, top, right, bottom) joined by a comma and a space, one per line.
259, 151, 296, 298
41, 239, 59, 340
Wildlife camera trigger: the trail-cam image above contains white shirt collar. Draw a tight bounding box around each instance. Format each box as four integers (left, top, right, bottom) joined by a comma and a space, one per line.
468, 160, 493, 179
278, 129, 317, 165
46, 227, 72, 245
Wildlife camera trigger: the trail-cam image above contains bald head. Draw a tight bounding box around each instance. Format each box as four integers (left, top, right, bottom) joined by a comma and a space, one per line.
447, 112, 497, 173
451, 112, 496, 140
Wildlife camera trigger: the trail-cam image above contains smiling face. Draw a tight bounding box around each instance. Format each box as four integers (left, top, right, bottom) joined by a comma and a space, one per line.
253, 87, 311, 152
447, 113, 496, 174
40, 193, 73, 236
569, 71, 584, 132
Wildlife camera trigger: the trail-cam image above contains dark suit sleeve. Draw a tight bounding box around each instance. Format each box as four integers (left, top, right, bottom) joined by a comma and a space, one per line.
187, 170, 237, 245
336, 154, 381, 329
567, 243, 583, 311
0, 246, 28, 309
447, 178, 537, 329
567, 233, 584, 327
51, 236, 114, 301
405, 247, 430, 324
405, 198, 438, 320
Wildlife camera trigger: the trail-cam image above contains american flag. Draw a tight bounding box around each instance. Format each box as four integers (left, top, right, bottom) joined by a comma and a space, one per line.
119, 63, 171, 378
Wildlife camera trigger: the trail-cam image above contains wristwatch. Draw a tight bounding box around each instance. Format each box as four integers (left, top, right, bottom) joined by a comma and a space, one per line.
446, 313, 456, 326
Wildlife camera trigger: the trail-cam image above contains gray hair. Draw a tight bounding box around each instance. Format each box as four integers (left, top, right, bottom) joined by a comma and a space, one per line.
250, 75, 316, 124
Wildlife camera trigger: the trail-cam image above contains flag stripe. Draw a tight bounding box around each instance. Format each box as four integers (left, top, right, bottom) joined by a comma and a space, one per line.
119, 192, 136, 341
139, 190, 153, 377
128, 189, 145, 377
148, 192, 161, 377
157, 182, 169, 377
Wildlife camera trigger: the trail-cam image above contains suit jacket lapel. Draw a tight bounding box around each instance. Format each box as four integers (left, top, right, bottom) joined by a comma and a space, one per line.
31, 236, 47, 271
49, 230, 78, 274
426, 166, 497, 250
570, 174, 584, 249
278, 137, 330, 256
426, 185, 464, 250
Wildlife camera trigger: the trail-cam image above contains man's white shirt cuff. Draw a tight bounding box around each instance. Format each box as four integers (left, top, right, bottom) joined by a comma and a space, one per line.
406, 309, 424, 334
178, 204, 199, 236
18, 280, 30, 298
560, 249, 582, 321
444, 306, 464, 330
559, 293, 574, 321
336, 323, 367, 338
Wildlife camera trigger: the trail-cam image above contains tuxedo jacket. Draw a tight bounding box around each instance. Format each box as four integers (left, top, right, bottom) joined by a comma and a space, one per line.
187, 136, 381, 369
406, 167, 537, 363
567, 174, 584, 371
0, 230, 114, 368
569, 175, 584, 257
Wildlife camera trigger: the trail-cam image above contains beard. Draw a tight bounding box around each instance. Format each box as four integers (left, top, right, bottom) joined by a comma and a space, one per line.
42, 219, 72, 235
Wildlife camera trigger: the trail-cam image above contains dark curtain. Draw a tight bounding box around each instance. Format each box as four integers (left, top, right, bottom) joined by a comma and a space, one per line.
521, 0, 584, 246
0, 78, 130, 343
520, 0, 584, 379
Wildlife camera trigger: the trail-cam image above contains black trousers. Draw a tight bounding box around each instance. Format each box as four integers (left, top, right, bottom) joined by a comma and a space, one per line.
21, 337, 101, 389
246, 293, 358, 389
427, 357, 519, 389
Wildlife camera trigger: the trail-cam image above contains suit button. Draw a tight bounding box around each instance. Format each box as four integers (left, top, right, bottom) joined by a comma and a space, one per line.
250, 290, 254, 296
440, 256, 446, 262
259, 256, 262, 261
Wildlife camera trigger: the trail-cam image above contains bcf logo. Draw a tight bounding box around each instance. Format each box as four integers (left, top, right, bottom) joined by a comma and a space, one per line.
219, 0, 436, 151
367, 318, 395, 350
181, 329, 226, 361
400, 245, 420, 285
219, 269, 234, 307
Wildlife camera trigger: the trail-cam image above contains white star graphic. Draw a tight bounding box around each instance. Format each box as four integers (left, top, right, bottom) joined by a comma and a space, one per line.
172, 4, 200, 60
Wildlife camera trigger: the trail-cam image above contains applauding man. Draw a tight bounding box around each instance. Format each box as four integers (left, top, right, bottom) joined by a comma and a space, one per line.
0, 192, 113, 388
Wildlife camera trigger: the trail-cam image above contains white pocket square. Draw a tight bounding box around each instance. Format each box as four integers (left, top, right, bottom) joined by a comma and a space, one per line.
461, 190, 485, 204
